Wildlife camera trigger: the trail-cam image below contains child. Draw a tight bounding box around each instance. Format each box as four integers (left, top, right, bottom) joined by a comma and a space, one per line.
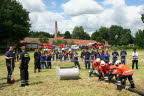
58, 51, 63, 62
40, 53, 46, 69
46, 51, 52, 69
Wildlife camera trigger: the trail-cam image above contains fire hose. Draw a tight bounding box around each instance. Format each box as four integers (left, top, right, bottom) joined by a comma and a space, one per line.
89, 71, 144, 96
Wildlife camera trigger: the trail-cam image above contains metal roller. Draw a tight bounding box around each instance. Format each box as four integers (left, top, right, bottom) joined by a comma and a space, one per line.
56, 66, 80, 80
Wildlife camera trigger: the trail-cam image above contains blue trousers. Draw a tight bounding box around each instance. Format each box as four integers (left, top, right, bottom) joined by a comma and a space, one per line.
40, 62, 45, 69
112, 58, 117, 65
85, 60, 90, 69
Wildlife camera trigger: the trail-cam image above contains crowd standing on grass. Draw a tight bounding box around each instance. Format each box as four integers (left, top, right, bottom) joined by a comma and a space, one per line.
4, 46, 139, 89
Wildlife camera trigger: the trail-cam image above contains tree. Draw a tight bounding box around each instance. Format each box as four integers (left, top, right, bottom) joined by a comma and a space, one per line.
39, 35, 48, 43
29, 31, 53, 38
141, 13, 144, 23
64, 31, 71, 39
0, 0, 30, 45
135, 30, 144, 47
72, 26, 90, 40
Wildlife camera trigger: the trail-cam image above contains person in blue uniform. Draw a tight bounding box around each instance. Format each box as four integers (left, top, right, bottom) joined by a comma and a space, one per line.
58, 51, 63, 62
46, 51, 52, 69
112, 49, 119, 65
73, 50, 81, 69
40, 53, 46, 69
34, 49, 41, 73
4, 46, 15, 84
90, 49, 96, 62
51, 51, 55, 61
19, 48, 30, 87
69, 51, 74, 61
96, 50, 101, 59
83, 48, 91, 69
120, 48, 127, 64
100, 49, 105, 60
104, 51, 110, 63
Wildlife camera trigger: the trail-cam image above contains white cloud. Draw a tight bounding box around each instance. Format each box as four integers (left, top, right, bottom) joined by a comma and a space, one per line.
68, 0, 144, 34
51, 1, 56, 6
18, 0, 144, 35
18, 0, 46, 12
62, 0, 104, 16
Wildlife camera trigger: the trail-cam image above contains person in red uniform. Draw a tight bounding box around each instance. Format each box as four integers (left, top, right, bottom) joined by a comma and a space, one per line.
89, 58, 101, 77
115, 60, 135, 90
98, 60, 110, 81
107, 63, 118, 82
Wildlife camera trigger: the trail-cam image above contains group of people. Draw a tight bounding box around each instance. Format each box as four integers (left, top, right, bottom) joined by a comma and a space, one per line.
90, 58, 135, 90
4, 46, 139, 88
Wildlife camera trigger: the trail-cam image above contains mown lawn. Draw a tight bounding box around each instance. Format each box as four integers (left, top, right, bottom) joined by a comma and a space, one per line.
0, 49, 144, 96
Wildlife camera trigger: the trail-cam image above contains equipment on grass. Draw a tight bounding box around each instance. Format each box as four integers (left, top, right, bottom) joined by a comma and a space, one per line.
125, 86, 144, 96
56, 66, 80, 80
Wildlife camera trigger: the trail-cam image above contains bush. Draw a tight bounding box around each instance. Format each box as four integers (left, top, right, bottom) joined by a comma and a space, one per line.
110, 46, 143, 50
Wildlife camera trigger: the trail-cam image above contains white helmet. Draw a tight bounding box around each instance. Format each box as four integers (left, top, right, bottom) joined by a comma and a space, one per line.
100, 60, 105, 66
96, 58, 101, 62
109, 62, 112, 65
115, 60, 121, 65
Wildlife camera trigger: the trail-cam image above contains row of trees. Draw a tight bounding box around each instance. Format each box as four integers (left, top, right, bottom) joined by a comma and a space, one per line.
0, 0, 144, 47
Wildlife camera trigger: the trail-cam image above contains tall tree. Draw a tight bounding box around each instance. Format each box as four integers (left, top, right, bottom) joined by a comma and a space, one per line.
72, 26, 88, 39
141, 13, 144, 23
0, 0, 30, 45
135, 30, 144, 47
64, 31, 71, 39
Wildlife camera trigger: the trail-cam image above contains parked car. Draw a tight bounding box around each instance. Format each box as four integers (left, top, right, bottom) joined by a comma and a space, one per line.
71, 45, 79, 50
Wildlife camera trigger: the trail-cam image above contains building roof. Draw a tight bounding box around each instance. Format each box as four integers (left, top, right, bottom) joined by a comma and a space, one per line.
21, 37, 96, 45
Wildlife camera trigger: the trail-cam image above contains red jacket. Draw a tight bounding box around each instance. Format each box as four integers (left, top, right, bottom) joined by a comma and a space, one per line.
92, 60, 100, 70
117, 64, 134, 76
98, 65, 109, 77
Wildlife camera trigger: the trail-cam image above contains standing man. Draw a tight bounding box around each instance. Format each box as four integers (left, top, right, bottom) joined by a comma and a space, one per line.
104, 51, 110, 63
19, 48, 30, 87
120, 48, 127, 64
112, 49, 119, 65
4, 46, 15, 84
90, 49, 96, 62
80, 49, 85, 61
73, 50, 81, 69
34, 49, 41, 73
132, 49, 138, 69
83, 48, 91, 69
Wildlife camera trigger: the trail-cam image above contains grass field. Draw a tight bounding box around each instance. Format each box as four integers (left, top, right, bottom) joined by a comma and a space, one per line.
0, 49, 144, 96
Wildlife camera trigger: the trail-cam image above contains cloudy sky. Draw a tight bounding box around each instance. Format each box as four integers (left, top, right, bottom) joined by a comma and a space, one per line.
18, 0, 144, 35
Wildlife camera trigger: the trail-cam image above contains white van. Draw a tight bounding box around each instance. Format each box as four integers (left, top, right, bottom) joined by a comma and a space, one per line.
71, 45, 79, 50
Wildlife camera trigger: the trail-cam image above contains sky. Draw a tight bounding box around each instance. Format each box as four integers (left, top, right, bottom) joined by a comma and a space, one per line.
18, 0, 144, 35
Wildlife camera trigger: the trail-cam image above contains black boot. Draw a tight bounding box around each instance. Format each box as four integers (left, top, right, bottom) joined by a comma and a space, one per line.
25, 80, 29, 86
131, 84, 135, 88
116, 85, 121, 91
122, 81, 126, 85
7, 78, 11, 84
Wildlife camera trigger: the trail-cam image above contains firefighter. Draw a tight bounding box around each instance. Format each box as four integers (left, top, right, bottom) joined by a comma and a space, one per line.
73, 50, 81, 69
83, 48, 91, 69
112, 49, 119, 65
115, 60, 135, 90
34, 49, 41, 73
104, 51, 110, 63
81, 49, 85, 61
98, 60, 109, 81
40, 52, 46, 69
69, 51, 74, 61
100, 49, 105, 60
107, 63, 118, 82
19, 48, 30, 87
4, 46, 15, 84
46, 51, 52, 69
58, 51, 63, 62
90, 49, 96, 62
120, 48, 127, 64
89, 58, 101, 77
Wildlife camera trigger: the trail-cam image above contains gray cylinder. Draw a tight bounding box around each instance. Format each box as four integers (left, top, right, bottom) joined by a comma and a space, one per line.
56, 67, 80, 80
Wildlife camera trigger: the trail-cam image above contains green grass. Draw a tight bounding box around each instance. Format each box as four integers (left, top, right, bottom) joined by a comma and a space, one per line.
0, 50, 144, 96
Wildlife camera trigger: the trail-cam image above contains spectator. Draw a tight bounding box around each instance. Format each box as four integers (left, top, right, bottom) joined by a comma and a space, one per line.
132, 49, 138, 69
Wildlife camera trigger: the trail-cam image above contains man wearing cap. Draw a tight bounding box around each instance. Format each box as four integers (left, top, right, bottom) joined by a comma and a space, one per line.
83, 48, 91, 69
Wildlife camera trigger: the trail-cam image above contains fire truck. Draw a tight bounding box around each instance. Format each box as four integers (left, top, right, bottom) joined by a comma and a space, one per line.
88, 42, 103, 49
